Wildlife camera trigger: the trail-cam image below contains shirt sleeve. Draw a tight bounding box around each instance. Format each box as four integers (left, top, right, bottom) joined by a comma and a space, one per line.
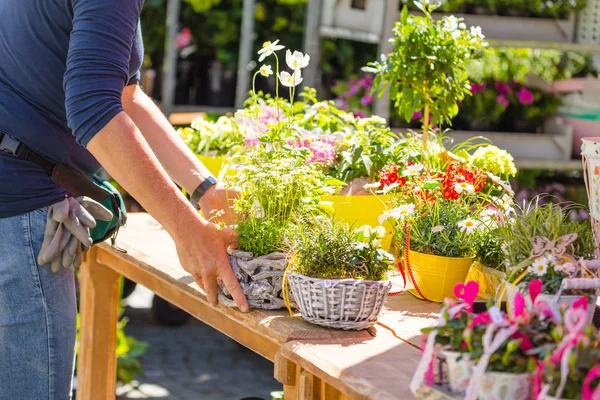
63, 0, 143, 147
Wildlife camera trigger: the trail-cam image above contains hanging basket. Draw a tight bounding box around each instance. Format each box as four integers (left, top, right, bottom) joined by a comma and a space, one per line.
582, 138, 600, 258
406, 250, 474, 303
465, 261, 505, 301
288, 273, 391, 330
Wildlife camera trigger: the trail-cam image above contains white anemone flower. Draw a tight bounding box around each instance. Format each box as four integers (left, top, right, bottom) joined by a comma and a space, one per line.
457, 219, 481, 235
259, 64, 273, 77
403, 163, 424, 177
257, 40, 284, 62
285, 50, 310, 70
279, 70, 303, 88
454, 181, 474, 194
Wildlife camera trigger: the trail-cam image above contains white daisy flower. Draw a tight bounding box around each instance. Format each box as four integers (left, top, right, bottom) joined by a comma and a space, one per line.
454, 181, 474, 194
363, 182, 381, 190
257, 40, 284, 62
457, 219, 481, 235
528, 257, 549, 277
378, 204, 415, 224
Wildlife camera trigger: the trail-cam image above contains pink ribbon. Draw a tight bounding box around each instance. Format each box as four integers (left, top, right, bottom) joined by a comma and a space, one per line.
410, 313, 445, 394
583, 365, 600, 400
464, 322, 519, 400
549, 305, 589, 398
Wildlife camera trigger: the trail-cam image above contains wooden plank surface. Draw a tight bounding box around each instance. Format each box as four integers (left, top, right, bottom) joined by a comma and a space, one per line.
279, 331, 423, 400
103, 214, 372, 353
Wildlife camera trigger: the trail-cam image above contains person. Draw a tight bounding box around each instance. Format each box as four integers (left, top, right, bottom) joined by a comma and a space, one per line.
0, 1, 248, 398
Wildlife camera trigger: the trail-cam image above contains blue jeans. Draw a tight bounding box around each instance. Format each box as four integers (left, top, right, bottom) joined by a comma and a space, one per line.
0, 208, 77, 399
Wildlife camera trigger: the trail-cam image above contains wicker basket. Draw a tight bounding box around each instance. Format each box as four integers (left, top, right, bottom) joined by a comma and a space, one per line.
288, 273, 391, 330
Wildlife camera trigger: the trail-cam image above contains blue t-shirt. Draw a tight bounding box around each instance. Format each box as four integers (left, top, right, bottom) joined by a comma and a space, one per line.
0, 0, 144, 217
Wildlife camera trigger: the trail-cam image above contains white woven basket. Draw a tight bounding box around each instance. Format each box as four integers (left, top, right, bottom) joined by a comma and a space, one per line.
288, 273, 391, 330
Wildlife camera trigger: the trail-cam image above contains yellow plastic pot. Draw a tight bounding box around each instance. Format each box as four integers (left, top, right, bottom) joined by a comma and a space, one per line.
465, 261, 505, 301
406, 250, 474, 303
196, 154, 235, 178
322, 194, 394, 250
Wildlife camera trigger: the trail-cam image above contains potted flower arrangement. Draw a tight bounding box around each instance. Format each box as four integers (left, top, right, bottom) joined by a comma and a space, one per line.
286, 219, 394, 330
496, 200, 599, 322
537, 297, 600, 400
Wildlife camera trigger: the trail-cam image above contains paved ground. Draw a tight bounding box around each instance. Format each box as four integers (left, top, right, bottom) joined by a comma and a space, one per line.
115, 284, 281, 400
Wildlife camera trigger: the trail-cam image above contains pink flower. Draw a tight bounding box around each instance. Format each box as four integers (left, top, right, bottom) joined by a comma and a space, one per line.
412, 111, 422, 120
354, 110, 366, 119
243, 128, 261, 147
497, 95, 509, 108
495, 81, 512, 95
176, 27, 192, 48
471, 82, 487, 94
517, 87, 534, 105
512, 331, 533, 352
361, 94, 373, 106
573, 296, 589, 311
344, 85, 359, 98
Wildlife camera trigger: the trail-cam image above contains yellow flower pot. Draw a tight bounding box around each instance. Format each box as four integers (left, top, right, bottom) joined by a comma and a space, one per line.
322, 194, 394, 250
465, 261, 505, 301
406, 250, 474, 303
196, 154, 234, 178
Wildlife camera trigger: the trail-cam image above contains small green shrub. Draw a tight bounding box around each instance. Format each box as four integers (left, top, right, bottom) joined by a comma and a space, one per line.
236, 218, 289, 257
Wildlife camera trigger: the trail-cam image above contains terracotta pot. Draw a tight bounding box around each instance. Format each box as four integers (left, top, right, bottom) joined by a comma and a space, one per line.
442, 350, 473, 394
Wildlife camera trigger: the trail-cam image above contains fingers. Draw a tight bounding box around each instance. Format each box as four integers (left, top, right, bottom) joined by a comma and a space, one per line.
76, 196, 113, 222
38, 216, 59, 265
202, 271, 219, 307
63, 209, 93, 247
62, 235, 78, 269
50, 198, 70, 223
70, 197, 96, 228
73, 242, 83, 269
39, 223, 64, 265
51, 257, 63, 273
223, 227, 239, 250
219, 262, 249, 312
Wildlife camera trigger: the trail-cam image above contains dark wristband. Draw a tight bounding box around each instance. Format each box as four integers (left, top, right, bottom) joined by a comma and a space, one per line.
190, 176, 218, 210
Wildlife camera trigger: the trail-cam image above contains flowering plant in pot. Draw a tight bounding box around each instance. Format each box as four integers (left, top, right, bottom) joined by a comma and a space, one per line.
285, 219, 394, 330
495, 200, 599, 321
373, 133, 516, 303
537, 297, 600, 400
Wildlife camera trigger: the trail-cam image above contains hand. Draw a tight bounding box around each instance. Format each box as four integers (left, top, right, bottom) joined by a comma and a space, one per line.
174, 218, 249, 312
198, 182, 239, 225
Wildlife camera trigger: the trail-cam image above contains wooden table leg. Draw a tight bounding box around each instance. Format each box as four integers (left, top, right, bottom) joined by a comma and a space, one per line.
76, 247, 121, 400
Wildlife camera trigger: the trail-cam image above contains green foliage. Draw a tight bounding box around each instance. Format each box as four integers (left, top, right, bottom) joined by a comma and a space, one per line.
115, 318, 149, 384
471, 145, 517, 179
178, 116, 242, 156
292, 218, 393, 281
476, 231, 505, 270
366, 2, 487, 128
236, 218, 289, 256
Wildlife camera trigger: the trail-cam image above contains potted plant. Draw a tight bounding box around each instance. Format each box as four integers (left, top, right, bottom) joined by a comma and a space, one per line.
496, 201, 598, 322
286, 220, 394, 330
537, 297, 599, 400
374, 133, 515, 303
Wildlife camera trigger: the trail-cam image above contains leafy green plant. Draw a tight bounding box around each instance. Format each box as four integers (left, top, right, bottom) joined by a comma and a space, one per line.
115, 318, 149, 384
366, 1, 487, 138
178, 115, 242, 156
236, 217, 289, 257
292, 218, 393, 281
496, 200, 596, 294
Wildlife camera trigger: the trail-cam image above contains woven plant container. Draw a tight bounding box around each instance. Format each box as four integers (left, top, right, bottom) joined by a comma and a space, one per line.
288, 273, 391, 330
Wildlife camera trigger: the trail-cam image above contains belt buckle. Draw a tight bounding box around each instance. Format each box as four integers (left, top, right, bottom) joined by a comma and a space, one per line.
0, 133, 21, 156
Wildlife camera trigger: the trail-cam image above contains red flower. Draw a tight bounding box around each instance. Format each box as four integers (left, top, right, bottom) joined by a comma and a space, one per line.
379, 164, 406, 188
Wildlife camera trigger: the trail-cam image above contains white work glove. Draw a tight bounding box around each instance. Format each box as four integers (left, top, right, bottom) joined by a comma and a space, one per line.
38, 196, 113, 272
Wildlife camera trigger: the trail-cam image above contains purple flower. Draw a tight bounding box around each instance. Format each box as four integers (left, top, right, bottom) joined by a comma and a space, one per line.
412, 111, 422, 120
335, 99, 348, 110
517, 87, 534, 105
497, 95, 509, 108
361, 94, 373, 106
358, 75, 374, 90
471, 82, 487, 94
344, 85, 359, 98
495, 81, 512, 95
354, 110, 366, 118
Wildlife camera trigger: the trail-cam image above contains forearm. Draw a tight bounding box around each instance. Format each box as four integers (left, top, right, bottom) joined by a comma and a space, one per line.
87, 112, 206, 238
122, 85, 211, 194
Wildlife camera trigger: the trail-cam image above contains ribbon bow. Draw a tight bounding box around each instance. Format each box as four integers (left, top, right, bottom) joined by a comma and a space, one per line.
549, 302, 589, 399
583, 365, 600, 400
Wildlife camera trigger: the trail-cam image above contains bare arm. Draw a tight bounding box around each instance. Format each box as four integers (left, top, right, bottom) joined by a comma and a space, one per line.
122, 85, 236, 222
87, 113, 248, 311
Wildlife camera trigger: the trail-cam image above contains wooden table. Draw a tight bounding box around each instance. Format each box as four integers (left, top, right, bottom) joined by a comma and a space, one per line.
76, 213, 441, 400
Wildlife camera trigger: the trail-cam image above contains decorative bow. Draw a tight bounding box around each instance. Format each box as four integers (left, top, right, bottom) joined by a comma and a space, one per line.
549, 302, 589, 399
583, 365, 600, 400
529, 233, 578, 259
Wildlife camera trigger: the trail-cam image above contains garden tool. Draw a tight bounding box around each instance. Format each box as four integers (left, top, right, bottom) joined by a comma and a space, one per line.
38, 196, 113, 272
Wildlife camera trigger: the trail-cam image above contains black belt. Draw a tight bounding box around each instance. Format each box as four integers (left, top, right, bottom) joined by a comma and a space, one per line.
0, 132, 55, 175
